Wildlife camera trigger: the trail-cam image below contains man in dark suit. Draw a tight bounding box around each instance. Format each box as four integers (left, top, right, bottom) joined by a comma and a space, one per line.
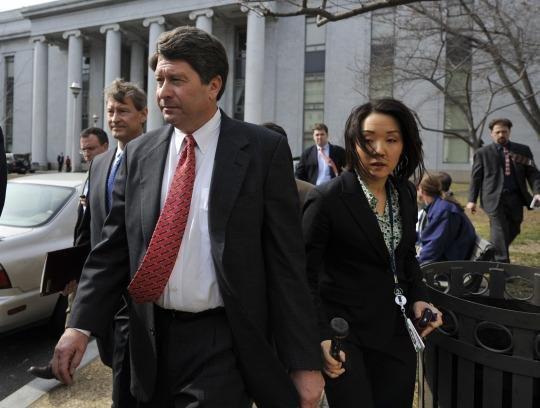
467, 118, 540, 263
33, 80, 147, 408
72, 127, 109, 247
0, 126, 6, 217
295, 123, 345, 185
52, 27, 323, 407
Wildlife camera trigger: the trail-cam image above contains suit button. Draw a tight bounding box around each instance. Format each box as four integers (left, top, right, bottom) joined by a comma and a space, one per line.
150, 328, 156, 336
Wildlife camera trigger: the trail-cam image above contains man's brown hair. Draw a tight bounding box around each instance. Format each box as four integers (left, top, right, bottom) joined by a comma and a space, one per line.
312, 123, 328, 134
488, 118, 513, 130
104, 79, 147, 112
149, 26, 229, 101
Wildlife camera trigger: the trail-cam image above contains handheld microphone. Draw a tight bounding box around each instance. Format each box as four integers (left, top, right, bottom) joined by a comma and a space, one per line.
330, 317, 349, 362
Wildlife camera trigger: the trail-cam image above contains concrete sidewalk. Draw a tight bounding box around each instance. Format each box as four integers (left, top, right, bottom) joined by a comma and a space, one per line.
0, 341, 112, 408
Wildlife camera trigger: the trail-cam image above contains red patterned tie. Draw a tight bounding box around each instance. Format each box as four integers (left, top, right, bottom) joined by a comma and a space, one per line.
503, 146, 511, 176
128, 134, 196, 303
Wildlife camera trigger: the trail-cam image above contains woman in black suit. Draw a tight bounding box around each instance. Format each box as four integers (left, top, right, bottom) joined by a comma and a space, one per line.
303, 99, 442, 407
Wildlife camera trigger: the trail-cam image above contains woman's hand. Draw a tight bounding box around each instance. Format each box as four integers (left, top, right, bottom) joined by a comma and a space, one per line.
320, 340, 346, 378
412, 301, 443, 338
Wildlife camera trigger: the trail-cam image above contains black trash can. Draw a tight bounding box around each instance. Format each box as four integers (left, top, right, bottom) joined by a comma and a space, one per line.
420, 261, 540, 408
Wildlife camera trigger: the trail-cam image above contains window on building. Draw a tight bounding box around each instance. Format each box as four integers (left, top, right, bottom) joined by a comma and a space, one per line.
303, 17, 326, 148
443, 1, 472, 163
233, 28, 246, 121
369, 9, 395, 99
3, 55, 14, 152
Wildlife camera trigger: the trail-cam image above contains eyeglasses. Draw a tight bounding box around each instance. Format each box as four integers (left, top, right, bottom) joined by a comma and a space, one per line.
79, 146, 98, 154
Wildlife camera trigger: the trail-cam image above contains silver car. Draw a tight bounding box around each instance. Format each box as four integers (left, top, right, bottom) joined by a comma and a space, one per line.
0, 172, 86, 334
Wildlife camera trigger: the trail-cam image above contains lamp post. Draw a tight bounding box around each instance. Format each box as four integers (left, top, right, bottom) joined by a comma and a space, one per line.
69, 82, 81, 172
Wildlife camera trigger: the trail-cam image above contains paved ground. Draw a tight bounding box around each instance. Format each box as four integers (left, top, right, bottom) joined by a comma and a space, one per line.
31, 359, 112, 408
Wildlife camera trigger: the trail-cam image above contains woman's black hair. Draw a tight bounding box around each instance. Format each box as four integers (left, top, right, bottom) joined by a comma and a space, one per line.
344, 98, 425, 183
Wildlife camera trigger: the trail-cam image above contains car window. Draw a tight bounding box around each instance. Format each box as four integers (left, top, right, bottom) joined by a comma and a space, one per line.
0, 183, 75, 227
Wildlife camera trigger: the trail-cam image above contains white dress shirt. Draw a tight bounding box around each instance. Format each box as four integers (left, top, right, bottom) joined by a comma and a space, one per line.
155, 109, 224, 312
316, 143, 332, 185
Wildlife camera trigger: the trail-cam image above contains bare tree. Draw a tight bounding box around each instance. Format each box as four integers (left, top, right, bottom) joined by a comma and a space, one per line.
239, 0, 430, 25
363, 3, 537, 150
408, 0, 540, 138
241, 0, 540, 141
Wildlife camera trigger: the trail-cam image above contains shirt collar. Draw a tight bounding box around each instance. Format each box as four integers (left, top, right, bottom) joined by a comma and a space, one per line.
495, 141, 511, 151
115, 146, 124, 160
317, 143, 329, 152
173, 109, 221, 155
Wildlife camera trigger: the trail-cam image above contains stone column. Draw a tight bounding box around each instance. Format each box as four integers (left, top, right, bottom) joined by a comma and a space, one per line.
62, 30, 83, 171
31, 36, 48, 168
130, 41, 145, 88
88, 39, 105, 128
100, 24, 122, 125
143, 16, 165, 131
243, 9, 265, 124
100, 24, 122, 87
189, 8, 214, 34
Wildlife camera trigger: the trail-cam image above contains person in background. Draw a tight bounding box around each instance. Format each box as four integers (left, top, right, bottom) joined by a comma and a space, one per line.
57, 152, 64, 172
417, 171, 453, 241
417, 173, 476, 265
30, 80, 147, 408
261, 121, 314, 207
65, 155, 72, 172
296, 123, 346, 185
467, 118, 540, 262
303, 99, 442, 407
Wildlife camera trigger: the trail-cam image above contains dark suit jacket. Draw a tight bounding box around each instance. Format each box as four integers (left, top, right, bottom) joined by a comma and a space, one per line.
73, 148, 117, 366
69, 113, 321, 406
295, 143, 346, 185
0, 127, 6, 217
303, 171, 428, 349
468, 142, 540, 215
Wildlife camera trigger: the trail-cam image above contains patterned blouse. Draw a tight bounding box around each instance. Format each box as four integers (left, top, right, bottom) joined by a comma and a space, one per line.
358, 176, 402, 255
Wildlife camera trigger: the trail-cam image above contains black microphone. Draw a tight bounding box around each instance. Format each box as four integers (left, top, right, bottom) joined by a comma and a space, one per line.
330, 317, 349, 362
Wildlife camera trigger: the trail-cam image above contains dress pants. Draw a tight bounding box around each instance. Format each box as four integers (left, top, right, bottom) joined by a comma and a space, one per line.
489, 192, 524, 263
112, 316, 136, 407
138, 307, 251, 408
324, 335, 417, 408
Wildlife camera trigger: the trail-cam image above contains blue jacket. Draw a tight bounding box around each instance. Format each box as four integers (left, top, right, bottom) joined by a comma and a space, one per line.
418, 197, 476, 264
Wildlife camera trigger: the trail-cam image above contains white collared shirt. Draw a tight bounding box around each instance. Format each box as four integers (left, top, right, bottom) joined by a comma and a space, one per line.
155, 109, 224, 312
316, 143, 332, 185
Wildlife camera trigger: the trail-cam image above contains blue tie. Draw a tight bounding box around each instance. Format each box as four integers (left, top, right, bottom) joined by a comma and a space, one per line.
106, 153, 123, 212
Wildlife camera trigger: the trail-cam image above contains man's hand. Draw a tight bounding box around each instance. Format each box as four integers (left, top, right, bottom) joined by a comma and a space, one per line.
412, 301, 443, 338
531, 194, 540, 209
290, 370, 325, 408
466, 202, 476, 214
320, 340, 346, 378
51, 328, 89, 384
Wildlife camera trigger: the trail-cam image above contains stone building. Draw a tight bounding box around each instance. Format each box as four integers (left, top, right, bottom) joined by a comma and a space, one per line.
0, 0, 538, 177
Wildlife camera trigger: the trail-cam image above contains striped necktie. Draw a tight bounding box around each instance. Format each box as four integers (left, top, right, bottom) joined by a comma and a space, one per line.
128, 134, 196, 303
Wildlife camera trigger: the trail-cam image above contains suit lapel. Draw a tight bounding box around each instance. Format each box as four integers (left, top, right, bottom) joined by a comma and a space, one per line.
90, 148, 116, 221
139, 126, 174, 245
339, 171, 389, 260
208, 113, 250, 243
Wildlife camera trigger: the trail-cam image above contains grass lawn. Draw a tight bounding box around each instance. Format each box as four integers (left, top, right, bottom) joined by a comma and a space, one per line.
451, 183, 540, 267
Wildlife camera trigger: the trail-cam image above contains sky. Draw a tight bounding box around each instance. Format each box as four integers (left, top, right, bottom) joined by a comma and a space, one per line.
0, 0, 55, 13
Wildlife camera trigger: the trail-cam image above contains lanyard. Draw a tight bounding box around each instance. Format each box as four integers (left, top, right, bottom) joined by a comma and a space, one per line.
386, 181, 425, 352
